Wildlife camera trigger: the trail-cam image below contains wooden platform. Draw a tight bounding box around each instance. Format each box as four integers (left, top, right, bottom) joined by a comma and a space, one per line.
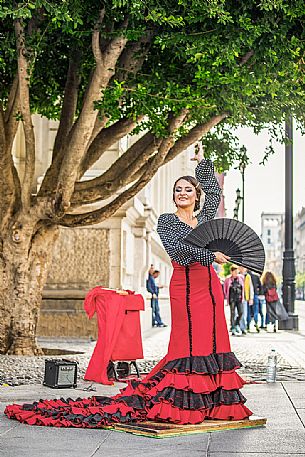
112, 416, 267, 438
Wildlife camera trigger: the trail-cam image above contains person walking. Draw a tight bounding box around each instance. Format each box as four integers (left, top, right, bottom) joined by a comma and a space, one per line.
152, 270, 167, 327
147, 269, 167, 327
5, 152, 252, 427
261, 271, 288, 332
147, 265, 162, 327
223, 265, 244, 336
238, 267, 254, 335
257, 281, 267, 330
248, 271, 262, 333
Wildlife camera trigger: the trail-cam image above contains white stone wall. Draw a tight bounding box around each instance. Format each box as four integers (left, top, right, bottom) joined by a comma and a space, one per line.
46, 227, 110, 289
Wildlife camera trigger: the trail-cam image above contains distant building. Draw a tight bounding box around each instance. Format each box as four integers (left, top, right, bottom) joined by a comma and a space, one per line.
295, 207, 305, 274
261, 212, 284, 277
261, 209, 305, 278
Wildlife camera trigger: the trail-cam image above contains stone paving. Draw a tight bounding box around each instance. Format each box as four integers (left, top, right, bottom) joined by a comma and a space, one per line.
1, 302, 305, 457
0, 379, 304, 457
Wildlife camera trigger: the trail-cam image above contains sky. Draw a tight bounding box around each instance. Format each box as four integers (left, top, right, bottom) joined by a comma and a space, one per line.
223, 125, 305, 235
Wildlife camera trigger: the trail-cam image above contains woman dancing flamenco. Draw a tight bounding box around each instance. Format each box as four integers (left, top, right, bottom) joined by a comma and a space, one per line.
5, 154, 252, 427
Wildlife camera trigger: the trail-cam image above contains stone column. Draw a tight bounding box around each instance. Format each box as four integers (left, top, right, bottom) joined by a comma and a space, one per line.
132, 226, 148, 293
107, 217, 123, 289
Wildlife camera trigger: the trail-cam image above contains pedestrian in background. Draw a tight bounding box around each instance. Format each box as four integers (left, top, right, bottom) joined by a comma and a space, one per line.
258, 281, 267, 330
146, 266, 167, 327
248, 272, 262, 333
152, 270, 167, 327
147, 265, 157, 327
262, 271, 288, 332
238, 267, 254, 335
223, 265, 244, 336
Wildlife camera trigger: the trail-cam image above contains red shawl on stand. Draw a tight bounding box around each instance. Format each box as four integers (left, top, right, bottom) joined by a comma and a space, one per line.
84, 287, 144, 385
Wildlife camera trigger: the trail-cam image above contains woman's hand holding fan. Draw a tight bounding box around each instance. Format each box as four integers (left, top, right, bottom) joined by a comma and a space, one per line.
214, 251, 231, 264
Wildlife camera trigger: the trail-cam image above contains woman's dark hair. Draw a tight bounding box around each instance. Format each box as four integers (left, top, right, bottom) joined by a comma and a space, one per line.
172, 175, 202, 211
262, 271, 277, 287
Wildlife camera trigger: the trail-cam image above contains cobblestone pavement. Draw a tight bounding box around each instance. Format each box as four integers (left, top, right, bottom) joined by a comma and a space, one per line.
1, 331, 305, 386
1, 301, 305, 386
0, 339, 161, 387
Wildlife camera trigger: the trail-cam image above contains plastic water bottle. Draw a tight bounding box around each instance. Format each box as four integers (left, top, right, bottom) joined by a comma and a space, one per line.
266, 349, 277, 383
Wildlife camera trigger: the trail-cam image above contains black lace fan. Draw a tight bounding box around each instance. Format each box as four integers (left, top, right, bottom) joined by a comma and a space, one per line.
184, 218, 265, 274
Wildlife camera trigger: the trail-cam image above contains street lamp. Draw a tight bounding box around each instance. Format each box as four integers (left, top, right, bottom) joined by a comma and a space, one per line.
233, 188, 243, 220
279, 116, 298, 330
239, 163, 246, 223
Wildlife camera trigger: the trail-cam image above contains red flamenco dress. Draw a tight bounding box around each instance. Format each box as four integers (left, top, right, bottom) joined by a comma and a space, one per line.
4, 159, 252, 426
4, 262, 252, 427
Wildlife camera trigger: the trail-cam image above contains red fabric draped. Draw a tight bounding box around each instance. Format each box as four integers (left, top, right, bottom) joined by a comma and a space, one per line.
84, 288, 144, 385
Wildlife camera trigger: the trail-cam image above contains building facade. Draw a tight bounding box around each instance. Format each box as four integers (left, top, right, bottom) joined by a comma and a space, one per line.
261, 209, 305, 280
295, 207, 305, 274
261, 212, 284, 278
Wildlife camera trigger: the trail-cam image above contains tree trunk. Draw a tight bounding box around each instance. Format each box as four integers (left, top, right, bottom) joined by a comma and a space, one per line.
0, 220, 58, 355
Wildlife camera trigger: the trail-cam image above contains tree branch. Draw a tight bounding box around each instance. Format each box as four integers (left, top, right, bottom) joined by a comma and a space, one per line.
78, 116, 143, 178
73, 8, 106, 149
72, 132, 160, 205
0, 107, 20, 232
164, 113, 228, 164
81, 30, 154, 164
74, 130, 155, 192
12, 165, 22, 208
0, 106, 5, 149
115, 113, 228, 186
114, 29, 154, 82
52, 50, 82, 160
92, 8, 106, 65
60, 110, 188, 227
51, 20, 128, 216
87, 113, 110, 150
239, 50, 254, 66
4, 74, 19, 124
14, 18, 35, 208
71, 112, 226, 209
4, 77, 20, 155
0, 81, 22, 230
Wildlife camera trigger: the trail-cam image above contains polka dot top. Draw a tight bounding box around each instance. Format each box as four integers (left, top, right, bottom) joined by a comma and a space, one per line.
157, 159, 221, 267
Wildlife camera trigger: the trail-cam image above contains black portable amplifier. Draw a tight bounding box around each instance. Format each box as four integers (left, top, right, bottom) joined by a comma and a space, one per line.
43, 359, 78, 388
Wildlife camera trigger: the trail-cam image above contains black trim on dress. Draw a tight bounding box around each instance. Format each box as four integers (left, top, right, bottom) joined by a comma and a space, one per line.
208, 265, 217, 353
185, 265, 193, 362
